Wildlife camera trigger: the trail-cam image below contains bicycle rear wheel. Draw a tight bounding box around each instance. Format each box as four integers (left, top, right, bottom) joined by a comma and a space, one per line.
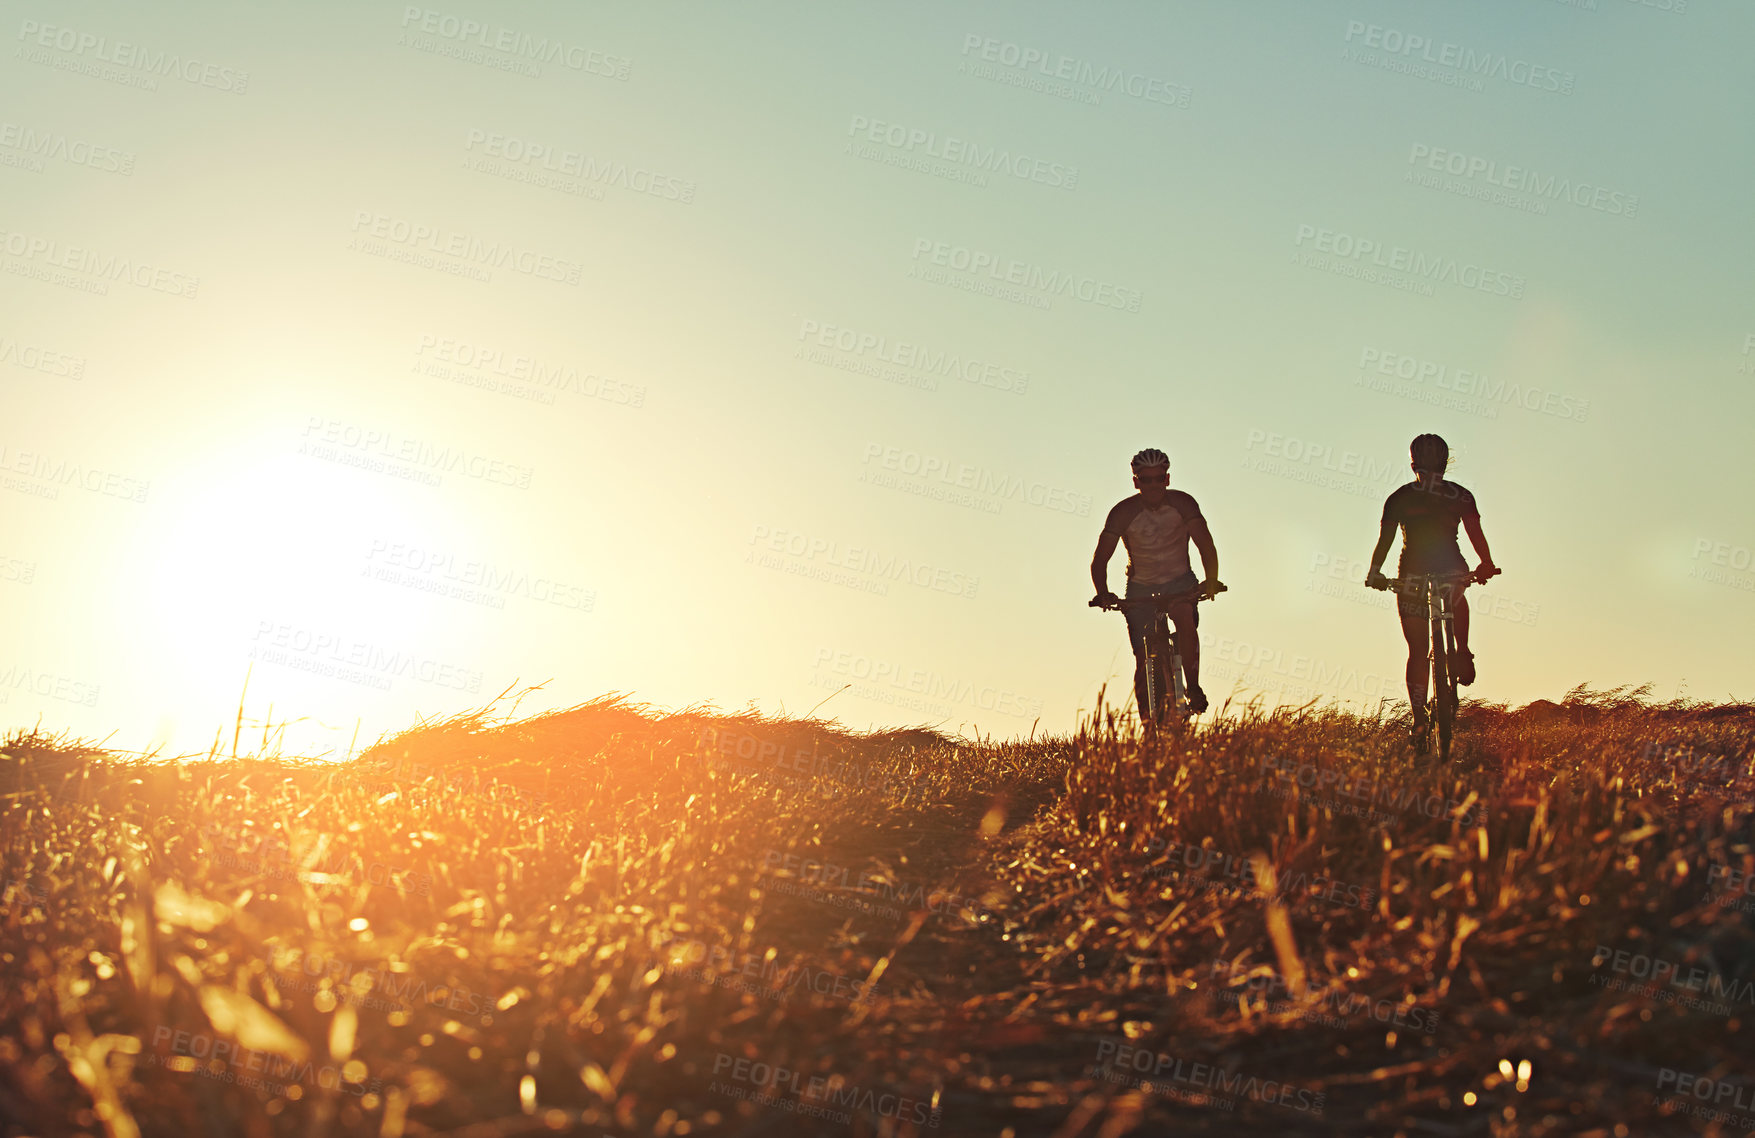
1432, 615, 1456, 760
1140, 643, 1160, 728
1141, 620, 1174, 728
1148, 654, 1173, 727
1167, 638, 1187, 720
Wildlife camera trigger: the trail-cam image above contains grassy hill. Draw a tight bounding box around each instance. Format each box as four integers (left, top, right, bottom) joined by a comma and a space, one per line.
3, 688, 1753, 1136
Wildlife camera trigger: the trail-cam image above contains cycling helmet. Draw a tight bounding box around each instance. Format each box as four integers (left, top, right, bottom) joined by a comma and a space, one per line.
1410, 433, 1449, 473
1130, 447, 1170, 471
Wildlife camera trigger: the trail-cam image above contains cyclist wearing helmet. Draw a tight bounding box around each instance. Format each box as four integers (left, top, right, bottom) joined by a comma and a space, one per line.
1091, 448, 1223, 715
1365, 434, 1499, 734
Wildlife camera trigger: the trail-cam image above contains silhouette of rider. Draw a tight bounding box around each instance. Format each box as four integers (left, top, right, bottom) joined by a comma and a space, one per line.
1091, 448, 1223, 716
1365, 433, 1499, 737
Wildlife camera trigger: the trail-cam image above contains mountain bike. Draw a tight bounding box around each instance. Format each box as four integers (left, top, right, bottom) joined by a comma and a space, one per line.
1370, 566, 1499, 760
1091, 583, 1227, 727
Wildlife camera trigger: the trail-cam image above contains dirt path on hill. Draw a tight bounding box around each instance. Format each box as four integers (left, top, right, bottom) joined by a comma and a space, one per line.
740, 772, 1330, 1138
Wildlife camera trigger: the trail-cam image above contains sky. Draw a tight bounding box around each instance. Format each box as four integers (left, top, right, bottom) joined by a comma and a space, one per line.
2, 0, 1750, 758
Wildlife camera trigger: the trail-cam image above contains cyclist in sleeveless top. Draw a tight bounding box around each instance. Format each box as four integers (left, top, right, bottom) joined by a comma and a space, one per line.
1091, 448, 1223, 714
1365, 434, 1499, 736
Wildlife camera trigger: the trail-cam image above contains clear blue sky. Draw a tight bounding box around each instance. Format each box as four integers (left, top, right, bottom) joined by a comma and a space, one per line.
2, 0, 1749, 755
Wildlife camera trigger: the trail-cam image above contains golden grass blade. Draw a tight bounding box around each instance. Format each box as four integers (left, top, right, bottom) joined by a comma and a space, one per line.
197, 985, 309, 1061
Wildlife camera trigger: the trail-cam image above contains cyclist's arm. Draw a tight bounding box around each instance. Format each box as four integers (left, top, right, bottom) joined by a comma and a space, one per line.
1091, 530, 1121, 597
1367, 520, 1396, 581
1190, 516, 1219, 585
1463, 515, 1496, 571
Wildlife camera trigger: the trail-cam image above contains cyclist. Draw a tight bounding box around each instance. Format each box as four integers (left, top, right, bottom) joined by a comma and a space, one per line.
1365, 433, 1499, 738
1091, 448, 1223, 716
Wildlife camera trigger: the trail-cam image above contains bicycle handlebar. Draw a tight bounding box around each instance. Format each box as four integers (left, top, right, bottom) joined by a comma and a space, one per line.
1371, 566, 1500, 590
1090, 582, 1227, 611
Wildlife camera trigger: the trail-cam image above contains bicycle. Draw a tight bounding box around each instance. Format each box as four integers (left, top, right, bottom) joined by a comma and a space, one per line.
1369, 566, 1499, 760
1090, 583, 1227, 727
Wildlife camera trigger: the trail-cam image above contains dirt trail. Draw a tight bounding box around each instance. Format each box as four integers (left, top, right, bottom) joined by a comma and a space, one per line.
740, 768, 1195, 1138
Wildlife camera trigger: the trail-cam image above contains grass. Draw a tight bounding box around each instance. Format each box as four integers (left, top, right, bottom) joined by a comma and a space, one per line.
2, 686, 1752, 1136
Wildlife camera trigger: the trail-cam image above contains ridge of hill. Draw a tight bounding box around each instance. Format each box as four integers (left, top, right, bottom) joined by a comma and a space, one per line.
2, 687, 1752, 1136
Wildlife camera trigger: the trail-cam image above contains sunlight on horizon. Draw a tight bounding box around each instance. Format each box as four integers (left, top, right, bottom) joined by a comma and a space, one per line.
2, 0, 1751, 756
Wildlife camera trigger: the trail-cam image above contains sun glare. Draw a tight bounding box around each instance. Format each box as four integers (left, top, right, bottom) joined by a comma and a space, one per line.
136, 450, 461, 756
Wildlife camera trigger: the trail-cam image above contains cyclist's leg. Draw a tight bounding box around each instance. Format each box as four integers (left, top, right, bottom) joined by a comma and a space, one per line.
1125, 576, 1191, 718
1451, 586, 1475, 685
1147, 618, 1173, 719
1164, 594, 1204, 711
1396, 589, 1429, 723
1123, 601, 1155, 716
1431, 598, 1455, 755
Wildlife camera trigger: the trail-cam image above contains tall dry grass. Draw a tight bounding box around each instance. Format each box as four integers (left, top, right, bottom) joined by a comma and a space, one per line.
0, 687, 1750, 1137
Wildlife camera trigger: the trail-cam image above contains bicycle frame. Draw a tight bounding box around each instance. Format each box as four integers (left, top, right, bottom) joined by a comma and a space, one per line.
1091, 584, 1226, 727
1376, 570, 1487, 760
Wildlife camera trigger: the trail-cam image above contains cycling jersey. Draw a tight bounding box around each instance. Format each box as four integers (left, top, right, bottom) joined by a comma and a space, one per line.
1102, 491, 1203, 586
1382, 480, 1478, 573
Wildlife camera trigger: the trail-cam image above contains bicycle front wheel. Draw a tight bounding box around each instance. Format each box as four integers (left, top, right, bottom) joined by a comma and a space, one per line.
1432, 618, 1455, 760
1141, 622, 1172, 728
